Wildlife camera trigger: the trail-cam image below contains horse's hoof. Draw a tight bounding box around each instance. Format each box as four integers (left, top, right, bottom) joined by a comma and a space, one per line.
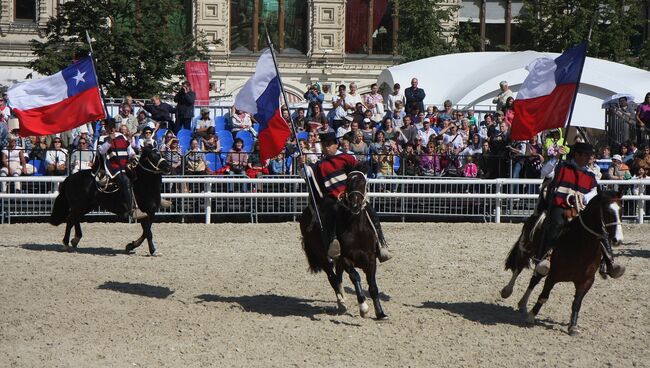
376, 313, 389, 321
149, 250, 161, 257
62, 244, 74, 252
125, 243, 135, 254
70, 237, 80, 248
568, 326, 580, 336
526, 312, 536, 324
500, 286, 513, 299
359, 302, 370, 318
336, 301, 348, 314
518, 303, 528, 314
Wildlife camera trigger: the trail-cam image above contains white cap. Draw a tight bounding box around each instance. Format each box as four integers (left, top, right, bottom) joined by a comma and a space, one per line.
612, 154, 622, 161
78, 124, 89, 133
8, 118, 19, 131
423, 118, 430, 123
499, 80, 508, 86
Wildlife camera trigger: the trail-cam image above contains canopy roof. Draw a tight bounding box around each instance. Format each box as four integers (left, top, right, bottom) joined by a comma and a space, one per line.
378, 51, 650, 130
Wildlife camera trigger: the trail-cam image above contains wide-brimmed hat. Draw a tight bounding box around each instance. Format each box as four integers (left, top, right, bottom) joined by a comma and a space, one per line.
572, 142, 594, 154
612, 154, 623, 161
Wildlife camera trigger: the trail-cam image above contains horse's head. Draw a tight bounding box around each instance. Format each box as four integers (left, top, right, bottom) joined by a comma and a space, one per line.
585, 189, 624, 246
342, 162, 369, 215
139, 145, 171, 175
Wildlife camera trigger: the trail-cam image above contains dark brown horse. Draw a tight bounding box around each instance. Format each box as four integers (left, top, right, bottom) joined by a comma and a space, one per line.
50, 146, 170, 255
300, 166, 388, 319
501, 190, 624, 335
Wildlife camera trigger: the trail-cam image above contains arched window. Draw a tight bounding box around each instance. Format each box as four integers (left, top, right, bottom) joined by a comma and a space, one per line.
230, 0, 307, 54
346, 0, 397, 55
15, 0, 37, 22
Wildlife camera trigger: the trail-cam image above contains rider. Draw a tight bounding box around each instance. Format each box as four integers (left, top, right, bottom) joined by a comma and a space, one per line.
534, 142, 624, 278
301, 132, 392, 262
94, 118, 144, 219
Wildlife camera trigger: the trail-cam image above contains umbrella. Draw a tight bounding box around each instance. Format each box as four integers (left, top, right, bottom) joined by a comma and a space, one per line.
601, 93, 635, 109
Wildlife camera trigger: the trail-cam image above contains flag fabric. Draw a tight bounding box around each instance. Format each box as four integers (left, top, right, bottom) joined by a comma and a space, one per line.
8, 56, 105, 137
184, 61, 210, 105
234, 49, 291, 161
511, 43, 587, 140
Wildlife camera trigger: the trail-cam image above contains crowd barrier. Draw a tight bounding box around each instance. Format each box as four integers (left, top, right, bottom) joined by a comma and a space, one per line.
1, 176, 648, 225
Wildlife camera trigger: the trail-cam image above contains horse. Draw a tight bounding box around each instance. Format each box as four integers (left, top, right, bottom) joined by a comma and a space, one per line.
299, 164, 388, 320
49, 146, 170, 255
500, 190, 624, 335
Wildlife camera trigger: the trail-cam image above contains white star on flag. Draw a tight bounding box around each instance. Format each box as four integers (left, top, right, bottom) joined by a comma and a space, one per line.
73, 69, 86, 86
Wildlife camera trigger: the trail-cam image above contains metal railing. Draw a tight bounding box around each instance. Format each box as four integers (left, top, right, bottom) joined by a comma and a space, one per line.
1, 176, 648, 224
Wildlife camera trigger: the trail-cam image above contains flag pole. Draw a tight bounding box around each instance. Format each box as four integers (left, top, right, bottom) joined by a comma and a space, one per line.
262, 23, 323, 231
85, 30, 110, 121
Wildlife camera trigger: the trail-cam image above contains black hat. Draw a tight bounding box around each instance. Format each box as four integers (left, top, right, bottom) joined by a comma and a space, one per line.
105, 118, 117, 129
572, 142, 594, 154
318, 132, 337, 145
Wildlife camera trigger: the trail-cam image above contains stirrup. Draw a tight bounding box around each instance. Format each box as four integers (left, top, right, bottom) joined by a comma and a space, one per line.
132, 208, 148, 220
160, 199, 172, 209
378, 246, 392, 263
327, 239, 341, 259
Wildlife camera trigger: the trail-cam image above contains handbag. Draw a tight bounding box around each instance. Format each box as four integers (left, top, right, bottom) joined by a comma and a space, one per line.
186, 158, 206, 172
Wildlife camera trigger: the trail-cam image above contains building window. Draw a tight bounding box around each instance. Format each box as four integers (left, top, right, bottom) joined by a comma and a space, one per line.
230, 0, 307, 54
346, 0, 395, 55
15, 0, 37, 22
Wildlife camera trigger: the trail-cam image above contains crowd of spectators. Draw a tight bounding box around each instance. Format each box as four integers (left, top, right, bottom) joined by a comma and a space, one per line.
1, 78, 650, 194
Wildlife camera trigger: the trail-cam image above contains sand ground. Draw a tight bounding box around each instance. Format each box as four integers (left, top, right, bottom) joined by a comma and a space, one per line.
0, 222, 648, 367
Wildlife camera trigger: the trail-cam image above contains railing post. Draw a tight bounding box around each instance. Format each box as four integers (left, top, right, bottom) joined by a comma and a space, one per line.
495, 180, 502, 224
204, 181, 212, 224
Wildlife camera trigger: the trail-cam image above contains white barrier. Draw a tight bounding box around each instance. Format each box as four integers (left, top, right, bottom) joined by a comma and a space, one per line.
0, 176, 648, 224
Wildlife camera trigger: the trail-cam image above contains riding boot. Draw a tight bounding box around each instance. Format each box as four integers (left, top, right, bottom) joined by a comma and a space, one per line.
160, 198, 172, 209
534, 207, 564, 276
371, 215, 392, 263
600, 239, 625, 279
129, 188, 148, 220
321, 198, 340, 259
325, 226, 340, 259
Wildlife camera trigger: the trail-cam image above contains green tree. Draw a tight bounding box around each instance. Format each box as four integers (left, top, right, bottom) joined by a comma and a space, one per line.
397, 0, 457, 62
30, 0, 209, 98
514, 0, 642, 65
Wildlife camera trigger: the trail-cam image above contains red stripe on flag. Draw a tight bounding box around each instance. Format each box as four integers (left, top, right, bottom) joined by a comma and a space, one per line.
14, 88, 105, 137
511, 84, 577, 140
258, 109, 291, 162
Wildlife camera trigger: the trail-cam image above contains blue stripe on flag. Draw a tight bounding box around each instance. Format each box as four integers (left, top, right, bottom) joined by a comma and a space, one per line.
254, 75, 281, 132
554, 43, 586, 85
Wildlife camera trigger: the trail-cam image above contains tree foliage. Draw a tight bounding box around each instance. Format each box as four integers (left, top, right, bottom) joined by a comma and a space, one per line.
30, 0, 208, 98
397, 0, 457, 62
514, 0, 643, 66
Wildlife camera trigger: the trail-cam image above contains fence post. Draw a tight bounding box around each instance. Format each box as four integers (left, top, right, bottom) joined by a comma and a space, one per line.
204, 182, 212, 224
495, 180, 502, 224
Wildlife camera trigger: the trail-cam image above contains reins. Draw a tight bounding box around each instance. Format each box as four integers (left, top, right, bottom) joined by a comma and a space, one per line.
577, 203, 622, 241
138, 154, 167, 174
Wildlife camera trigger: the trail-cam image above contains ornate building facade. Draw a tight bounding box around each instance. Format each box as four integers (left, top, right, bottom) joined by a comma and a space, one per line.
0, 0, 402, 99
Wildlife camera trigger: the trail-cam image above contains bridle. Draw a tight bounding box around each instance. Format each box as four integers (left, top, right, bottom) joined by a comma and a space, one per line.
338, 170, 368, 215
577, 201, 622, 241
138, 150, 168, 174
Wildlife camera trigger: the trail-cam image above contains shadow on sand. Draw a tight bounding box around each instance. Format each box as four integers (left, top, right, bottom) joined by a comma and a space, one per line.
196, 293, 337, 319
97, 281, 174, 299
617, 247, 650, 259
416, 300, 558, 329
343, 286, 391, 302
19, 243, 119, 256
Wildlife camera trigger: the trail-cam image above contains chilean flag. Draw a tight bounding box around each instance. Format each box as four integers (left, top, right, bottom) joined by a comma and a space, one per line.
511, 43, 587, 140
234, 49, 291, 161
8, 56, 105, 137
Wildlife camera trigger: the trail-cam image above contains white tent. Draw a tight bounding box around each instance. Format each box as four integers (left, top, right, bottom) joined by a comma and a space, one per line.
377, 51, 650, 130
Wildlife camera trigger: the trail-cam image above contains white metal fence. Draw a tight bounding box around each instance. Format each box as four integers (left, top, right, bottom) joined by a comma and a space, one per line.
1, 176, 649, 225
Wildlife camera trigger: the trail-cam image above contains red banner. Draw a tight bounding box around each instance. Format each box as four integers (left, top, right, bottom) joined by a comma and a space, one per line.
184, 61, 210, 105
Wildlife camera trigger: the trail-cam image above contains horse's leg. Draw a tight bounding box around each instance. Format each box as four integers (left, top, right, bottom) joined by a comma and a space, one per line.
142, 217, 159, 256
324, 264, 346, 313
125, 220, 147, 254
518, 272, 544, 314
365, 265, 388, 320
344, 265, 369, 318
62, 220, 73, 248
501, 268, 521, 299
70, 222, 82, 248
527, 276, 557, 324
568, 277, 595, 336
334, 262, 346, 310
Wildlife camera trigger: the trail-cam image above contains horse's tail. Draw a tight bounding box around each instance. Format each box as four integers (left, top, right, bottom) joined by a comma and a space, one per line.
505, 214, 540, 272
49, 180, 69, 226
301, 235, 324, 273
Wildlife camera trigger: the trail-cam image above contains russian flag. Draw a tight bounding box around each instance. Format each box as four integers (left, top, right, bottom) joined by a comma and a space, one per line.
511, 43, 587, 140
234, 49, 291, 161
8, 56, 105, 137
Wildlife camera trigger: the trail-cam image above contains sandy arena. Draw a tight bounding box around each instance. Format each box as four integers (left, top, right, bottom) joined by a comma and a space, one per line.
0, 222, 648, 367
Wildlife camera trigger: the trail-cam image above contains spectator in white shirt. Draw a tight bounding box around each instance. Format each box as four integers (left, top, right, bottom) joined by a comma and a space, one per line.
418, 118, 437, 146
387, 83, 405, 113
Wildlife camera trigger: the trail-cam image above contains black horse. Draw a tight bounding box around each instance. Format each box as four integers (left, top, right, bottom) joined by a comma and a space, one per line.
300, 164, 388, 320
501, 190, 624, 335
49, 146, 170, 255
